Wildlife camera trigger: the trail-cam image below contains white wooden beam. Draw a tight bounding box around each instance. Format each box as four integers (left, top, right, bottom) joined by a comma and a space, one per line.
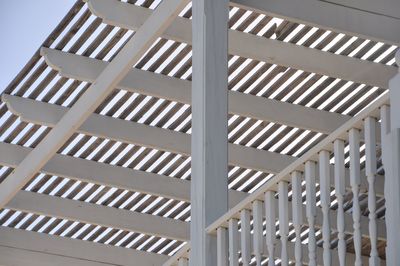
190, 0, 229, 265
3, 95, 384, 196
41, 47, 350, 134
3, 94, 295, 174
0, 0, 189, 209
231, 0, 400, 46
0, 227, 167, 266
84, 0, 397, 87
6, 191, 189, 241
4, 189, 385, 243
0, 142, 247, 207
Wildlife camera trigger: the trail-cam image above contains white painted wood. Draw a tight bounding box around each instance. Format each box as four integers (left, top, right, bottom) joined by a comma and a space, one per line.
384, 55, 400, 266
305, 160, 317, 266
206, 93, 389, 236
0, 0, 189, 209
217, 227, 228, 266
264, 191, 276, 266
41, 47, 351, 134
84, 0, 397, 87
0, 142, 246, 207
334, 139, 346, 266
364, 117, 381, 266
349, 128, 362, 266
231, 0, 400, 45
319, 150, 332, 266
190, 0, 228, 265
3, 94, 295, 174
178, 258, 189, 266
278, 181, 289, 266
240, 209, 252, 266
252, 200, 264, 265
291, 171, 303, 266
7, 191, 189, 241
0, 226, 167, 266
228, 219, 239, 266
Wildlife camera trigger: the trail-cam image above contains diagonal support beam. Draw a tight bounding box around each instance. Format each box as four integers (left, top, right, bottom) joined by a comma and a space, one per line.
0, 0, 189, 208
0, 227, 167, 266
41, 47, 351, 134
85, 0, 397, 88
3, 94, 296, 174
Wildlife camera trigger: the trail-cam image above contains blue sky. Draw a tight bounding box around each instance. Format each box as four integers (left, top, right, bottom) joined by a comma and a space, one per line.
0, 0, 76, 94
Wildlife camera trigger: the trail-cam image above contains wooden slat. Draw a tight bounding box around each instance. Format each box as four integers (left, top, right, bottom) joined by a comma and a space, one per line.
3, 94, 296, 174
0, 227, 167, 266
0, 142, 246, 207
41, 47, 351, 134
6, 191, 189, 241
84, 0, 397, 87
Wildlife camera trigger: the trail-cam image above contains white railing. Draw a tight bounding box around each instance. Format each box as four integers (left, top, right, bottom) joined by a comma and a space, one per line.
164, 54, 400, 266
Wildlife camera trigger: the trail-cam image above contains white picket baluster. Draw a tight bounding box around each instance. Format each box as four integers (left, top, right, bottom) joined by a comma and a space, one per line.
364, 117, 380, 266
334, 139, 346, 266
240, 209, 251, 266
278, 181, 289, 266
228, 218, 239, 266
319, 150, 332, 266
265, 191, 276, 266
218, 227, 228, 266
349, 128, 362, 266
291, 171, 303, 266
178, 257, 189, 266
305, 160, 317, 266
252, 200, 264, 266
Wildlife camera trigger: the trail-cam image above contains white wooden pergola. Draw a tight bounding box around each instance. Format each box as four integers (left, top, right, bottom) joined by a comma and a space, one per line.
0, 0, 399, 265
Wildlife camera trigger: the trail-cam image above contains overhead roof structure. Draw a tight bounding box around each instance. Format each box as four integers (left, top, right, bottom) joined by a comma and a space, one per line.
0, 0, 398, 265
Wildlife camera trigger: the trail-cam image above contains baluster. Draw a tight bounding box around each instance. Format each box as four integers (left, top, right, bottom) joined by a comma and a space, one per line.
252, 200, 264, 266
278, 181, 289, 266
218, 227, 228, 266
319, 150, 332, 266
240, 209, 251, 266
178, 257, 189, 266
334, 139, 346, 266
349, 128, 362, 266
291, 171, 303, 266
364, 117, 380, 265
228, 218, 239, 266
265, 191, 276, 266
305, 160, 317, 266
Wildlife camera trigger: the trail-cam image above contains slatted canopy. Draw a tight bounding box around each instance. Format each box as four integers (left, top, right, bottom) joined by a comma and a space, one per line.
0, 0, 398, 265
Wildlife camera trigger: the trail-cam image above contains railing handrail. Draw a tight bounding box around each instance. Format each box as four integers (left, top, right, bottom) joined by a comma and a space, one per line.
206, 92, 389, 234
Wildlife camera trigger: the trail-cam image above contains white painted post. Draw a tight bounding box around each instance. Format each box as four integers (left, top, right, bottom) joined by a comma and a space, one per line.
265, 191, 276, 266
252, 200, 264, 266
382, 50, 400, 266
305, 160, 317, 266
349, 128, 362, 266
240, 209, 251, 266
217, 227, 228, 266
228, 219, 239, 266
291, 171, 303, 266
191, 0, 228, 265
319, 150, 332, 266
364, 117, 380, 266
334, 139, 346, 266
278, 181, 289, 266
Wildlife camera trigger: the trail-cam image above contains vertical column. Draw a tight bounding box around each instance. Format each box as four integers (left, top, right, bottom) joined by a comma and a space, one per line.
291, 171, 303, 266
191, 0, 229, 265
384, 50, 400, 266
